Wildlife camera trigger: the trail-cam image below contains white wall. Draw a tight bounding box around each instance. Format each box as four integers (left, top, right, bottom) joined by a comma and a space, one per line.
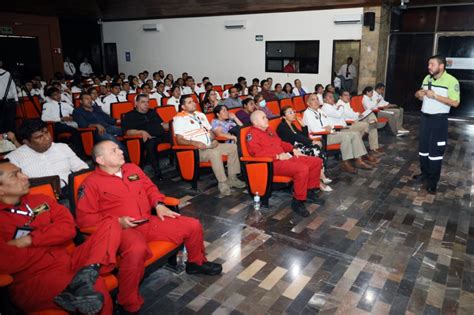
103, 8, 363, 90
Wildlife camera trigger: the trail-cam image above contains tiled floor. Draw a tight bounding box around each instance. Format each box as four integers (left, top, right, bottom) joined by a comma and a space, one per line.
140, 114, 474, 315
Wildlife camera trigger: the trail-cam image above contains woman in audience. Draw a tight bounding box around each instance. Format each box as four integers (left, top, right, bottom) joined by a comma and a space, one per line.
274, 83, 287, 100
164, 77, 172, 93
211, 105, 243, 142
315, 84, 324, 104
166, 73, 174, 84
130, 76, 140, 92
248, 85, 259, 98
282, 83, 295, 99
254, 94, 277, 119
277, 106, 333, 191
167, 85, 181, 111
202, 90, 224, 113
325, 84, 338, 101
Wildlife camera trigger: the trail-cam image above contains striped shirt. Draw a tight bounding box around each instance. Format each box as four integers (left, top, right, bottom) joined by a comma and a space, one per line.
173, 111, 212, 146
6, 143, 89, 187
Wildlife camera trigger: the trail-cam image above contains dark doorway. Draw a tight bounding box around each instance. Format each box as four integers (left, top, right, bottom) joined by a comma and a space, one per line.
0, 35, 41, 82
332, 40, 361, 93
104, 43, 118, 75
385, 34, 434, 113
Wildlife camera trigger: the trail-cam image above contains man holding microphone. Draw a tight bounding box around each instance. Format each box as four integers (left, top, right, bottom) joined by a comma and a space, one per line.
414, 55, 460, 193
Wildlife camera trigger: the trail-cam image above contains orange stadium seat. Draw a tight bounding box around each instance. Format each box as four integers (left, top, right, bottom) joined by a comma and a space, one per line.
266, 100, 280, 116
292, 96, 306, 112
110, 102, 134, 121
279, 98, 294, 110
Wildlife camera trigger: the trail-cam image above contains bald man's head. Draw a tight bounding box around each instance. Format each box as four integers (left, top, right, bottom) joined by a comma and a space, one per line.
92, 140, 125, 169
250, 110, 269, 130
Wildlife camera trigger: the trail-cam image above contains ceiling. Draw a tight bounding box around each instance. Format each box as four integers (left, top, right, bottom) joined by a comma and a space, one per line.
5, 0, 473, 21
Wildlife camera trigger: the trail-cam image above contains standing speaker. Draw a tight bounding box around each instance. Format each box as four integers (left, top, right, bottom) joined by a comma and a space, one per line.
364, 12, 376, 31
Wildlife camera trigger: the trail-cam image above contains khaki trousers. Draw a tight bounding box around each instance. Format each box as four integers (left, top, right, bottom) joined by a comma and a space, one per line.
378, 108, 403, 135
199, 143, 241, 182
327, 130, 367, 160
349, 121, 379, 150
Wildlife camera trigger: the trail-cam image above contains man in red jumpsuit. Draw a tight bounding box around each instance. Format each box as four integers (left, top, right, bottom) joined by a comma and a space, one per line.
75, 140, 222, 313
0, 160, 121, 314
246, 110, 324, 217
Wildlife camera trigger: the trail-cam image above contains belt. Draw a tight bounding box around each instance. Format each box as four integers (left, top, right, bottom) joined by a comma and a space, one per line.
421, 112, 448, 117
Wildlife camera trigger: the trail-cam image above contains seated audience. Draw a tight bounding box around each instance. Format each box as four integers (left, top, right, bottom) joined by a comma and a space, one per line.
75, 140, 222, 313
237, 76, 248, 95
267, 77, 273, 90
0, 131, 21, 153
248, 85, 259, 98
303, 94, 373, 173
18, 80, 44, 101
120, 81, 133, 99
315, 84, 324, 104
155, 81, 170, 101
362, 86, 408, 136
252, 78, 262, 91
0, 160, 121, 314
122, 94, 167, 180
141, 83, 160, 101
204, 82, 222, 101
246, 110, 323, 217
254, 94, 278, 119
282, 83, 295, 99
373, 83, 409, 134
293, 79, 309, 96
260, 79, 278, 101
322, 91, 381, 158
174, 95, 245, 195
277, 106, 333, 192
202, 89, 223, 113
274, 83, 286, 100
211, 105, 243, 142
223, 85, 243, 109
236, 98, 257, 125
41, 87, 85, 157
6, 119, 88, 192
167, 85, 182, 111
50, 81, 73, 105
102, 82, 127, 116
325, 84, 339, 101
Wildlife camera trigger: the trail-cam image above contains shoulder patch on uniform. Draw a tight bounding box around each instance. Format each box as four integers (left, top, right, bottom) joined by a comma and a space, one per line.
454, 84, 460, 92
246, 133, 252, 141
78, 185, 86, 200
128, 174, 140, 181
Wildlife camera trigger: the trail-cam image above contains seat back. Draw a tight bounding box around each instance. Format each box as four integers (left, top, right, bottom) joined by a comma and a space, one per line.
29, 175, 61, 200
205, 112, 215, 124
127, 93, 137, 103
68, 169, 94, 215
18, 96, 41, 119
266, 100, 280, 116
212, 85, 223, 92
292, 96, 306, 112
110, 102, 134, 120
239, 126, 252, 157
148, 98, 158, 109
268, 117, 282, 132
350, 95, 365, 113
156, 105, 177, 123
223, 84, 233, 90
279, 98, 294, 110
161, 97, 169, 106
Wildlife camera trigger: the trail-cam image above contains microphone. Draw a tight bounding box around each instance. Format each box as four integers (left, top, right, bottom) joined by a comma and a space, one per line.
428, 76, 433, 90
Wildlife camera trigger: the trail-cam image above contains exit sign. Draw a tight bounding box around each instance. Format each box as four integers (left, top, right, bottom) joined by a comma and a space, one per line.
255, 35, 263, 41
0, 26, 13, 35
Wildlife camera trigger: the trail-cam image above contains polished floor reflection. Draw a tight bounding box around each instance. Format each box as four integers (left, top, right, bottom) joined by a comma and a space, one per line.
142, 115, 474, 315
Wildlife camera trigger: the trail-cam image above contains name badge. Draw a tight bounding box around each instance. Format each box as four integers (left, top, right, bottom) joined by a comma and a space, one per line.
128, 174, 140, 181
13, 226, 33, 240
32, 203, 50, 216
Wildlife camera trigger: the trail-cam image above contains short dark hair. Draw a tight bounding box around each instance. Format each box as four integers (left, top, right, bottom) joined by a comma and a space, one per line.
280, 106, 293, 117
141, 83, 150, 89
315, 84, 324, 92
237, 76, 246, 83
45, 87, 60, 97
79, 92, 90, 101
111, 82, 121, 89
18, 119, 48, 141
213, 104, 228, 116
242, 97, 253, 107
429, 54, 446, 66
375, 83, 385, 90
179, 94, 193, 109
202, 76, 209, 82
170, 85, 181, 94
260, 79, 267, 87
135, 93, 149, 103
322, 91, 333, 100
252, 78, 259, 83
362, 86, 374, 95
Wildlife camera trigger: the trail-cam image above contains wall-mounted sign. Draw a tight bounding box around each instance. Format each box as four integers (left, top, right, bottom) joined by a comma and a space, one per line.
125, 51, 131, 62
0, 26, 13, 35
446, 57, 474, 70
255, 35, 263, 41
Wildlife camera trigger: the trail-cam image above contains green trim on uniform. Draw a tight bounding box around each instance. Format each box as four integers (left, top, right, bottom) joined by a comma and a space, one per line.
421, 71, 460, 102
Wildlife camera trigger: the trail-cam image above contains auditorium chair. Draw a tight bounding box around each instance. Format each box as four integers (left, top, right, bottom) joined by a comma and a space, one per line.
17, 96, 41, 119
279, 98, 294, 111
161, 97, 169, 106
45, 122, 96, 157
110, 101, 134, 121
148, 98, 159, 109
266, 100, 280, 116
127, 93, 137, 103
0, 180, 119, 315
223, 84, 233, 91
171, 123, 228, 191
292, 96, 307, 112
237, 119, 293, 207
212, 85, 223, 93
349, 95, 388, 127
68, 169, 182, 270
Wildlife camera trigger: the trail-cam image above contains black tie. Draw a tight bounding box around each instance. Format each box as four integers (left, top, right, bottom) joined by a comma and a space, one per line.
58, 102, 63, 118
116, 95, 120, 102
346, 65, 350, 78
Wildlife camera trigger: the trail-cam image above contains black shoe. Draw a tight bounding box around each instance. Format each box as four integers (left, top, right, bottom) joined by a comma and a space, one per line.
116, 304, 141, 315
427, 186, 437, 194
413, 173, 426, 182
291, 199, 310, 217
186, 261, 222, 275
306, 190, 325, 205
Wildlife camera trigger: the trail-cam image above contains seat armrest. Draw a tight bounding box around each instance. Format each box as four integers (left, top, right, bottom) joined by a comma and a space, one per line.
240, 156, 273, 163
172, 145, 197, 150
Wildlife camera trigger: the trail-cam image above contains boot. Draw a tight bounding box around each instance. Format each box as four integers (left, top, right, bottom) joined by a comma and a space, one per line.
306, 189, 325, 205
226, 175, 246, 189
291, 199, 309, 217
54, 264, 103, 314
341, 160, 357, 174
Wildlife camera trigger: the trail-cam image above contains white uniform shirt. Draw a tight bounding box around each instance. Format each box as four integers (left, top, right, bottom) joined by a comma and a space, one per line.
167, 96, 180, 111
316, 93, 324, 105
41, 100, 75, 122
71, 86, 82, 93
173, 111, 212, 146
303, 107, 331, 134
0, 69, 18, 101
64, 62, 76, 76
338, 64, 357, 80
321, 102, 346, 126
6, 143, 88, 187
79, 62, 93, 77
371, 91, 389, 107
102, 93, 127, 115
292, 87, 309, 96
362, 95, 378, 111
336, 99, 359, 120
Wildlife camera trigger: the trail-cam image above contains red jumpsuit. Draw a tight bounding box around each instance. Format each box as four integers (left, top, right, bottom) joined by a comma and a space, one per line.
246, 126, 322, 201
76, 163, 207, 312
0, 194, 121, 314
